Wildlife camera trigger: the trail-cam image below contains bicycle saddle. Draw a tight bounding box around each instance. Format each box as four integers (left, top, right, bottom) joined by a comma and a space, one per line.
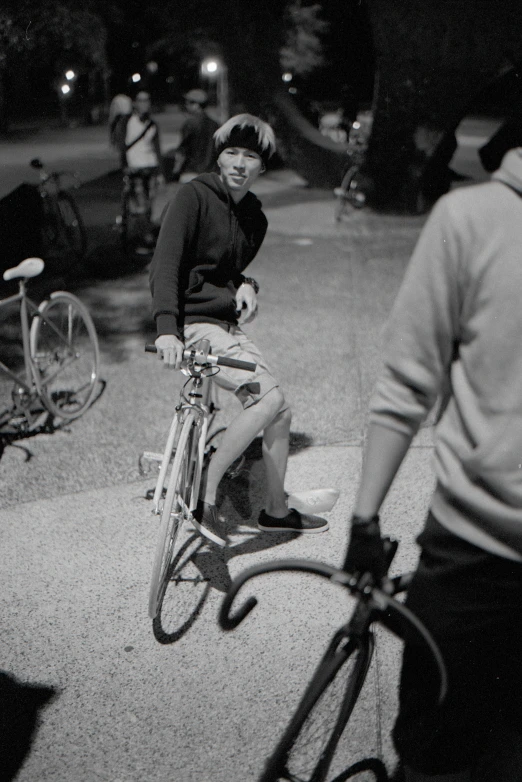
3, 257, 45, 281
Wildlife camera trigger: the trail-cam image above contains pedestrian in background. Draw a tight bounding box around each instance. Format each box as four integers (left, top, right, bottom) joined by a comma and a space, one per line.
112, 90, 166, 215
171, 89, 219, 182
344, 146, 522, 781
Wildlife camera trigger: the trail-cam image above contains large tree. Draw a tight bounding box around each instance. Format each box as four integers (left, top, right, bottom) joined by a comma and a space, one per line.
0, 0, 110, 130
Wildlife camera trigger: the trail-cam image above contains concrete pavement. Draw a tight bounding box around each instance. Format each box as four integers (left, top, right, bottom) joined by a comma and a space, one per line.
0, 115, 497, 781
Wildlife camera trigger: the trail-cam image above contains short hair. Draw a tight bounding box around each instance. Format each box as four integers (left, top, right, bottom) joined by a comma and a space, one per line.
214, 114, 276, 161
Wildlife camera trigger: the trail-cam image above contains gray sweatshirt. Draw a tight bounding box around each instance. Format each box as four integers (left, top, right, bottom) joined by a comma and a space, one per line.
370, 148, 522, 561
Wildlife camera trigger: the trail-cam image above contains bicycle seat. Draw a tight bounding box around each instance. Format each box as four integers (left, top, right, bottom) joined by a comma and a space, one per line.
3, 257, 45, 281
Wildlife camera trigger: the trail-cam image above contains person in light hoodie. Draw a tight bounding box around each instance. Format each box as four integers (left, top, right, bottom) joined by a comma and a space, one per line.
344, 147, 522, 781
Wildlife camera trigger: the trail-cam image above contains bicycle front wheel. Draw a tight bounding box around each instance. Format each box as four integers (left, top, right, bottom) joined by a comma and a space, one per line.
30, 292, 99, 420
260, 631, 373, 782
148, 410, 199, 619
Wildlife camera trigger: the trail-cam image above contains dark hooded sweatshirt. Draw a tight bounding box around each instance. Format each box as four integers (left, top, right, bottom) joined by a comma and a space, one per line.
149, 173, 267, 339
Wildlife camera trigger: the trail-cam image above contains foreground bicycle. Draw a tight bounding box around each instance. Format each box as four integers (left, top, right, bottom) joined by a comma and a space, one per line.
31, 158, 87, 261
142, 340, 257, 620
0, 257, 99, 434
219, 541, 447, 782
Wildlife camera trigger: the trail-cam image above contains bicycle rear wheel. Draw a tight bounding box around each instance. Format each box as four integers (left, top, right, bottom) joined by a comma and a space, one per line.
30, 292, 99, 420
55, 192, 87, 259
334, 166, 358, 223
148, 410, 199, 619
260, 630, 373, 782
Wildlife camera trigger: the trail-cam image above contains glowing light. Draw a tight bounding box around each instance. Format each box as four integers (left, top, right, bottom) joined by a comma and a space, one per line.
131, 73, 141, 83
60, 84, 71, 95
282, 72, 292, 82
201, 58, 221, 76
65, 70, 75, 81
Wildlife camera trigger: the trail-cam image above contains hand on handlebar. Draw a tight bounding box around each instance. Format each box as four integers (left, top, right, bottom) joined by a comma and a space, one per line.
343, 518, 388, 582
155, 334, 184, 370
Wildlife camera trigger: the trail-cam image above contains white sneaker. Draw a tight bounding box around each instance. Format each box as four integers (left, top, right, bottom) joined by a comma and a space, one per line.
286, 488, 340, 514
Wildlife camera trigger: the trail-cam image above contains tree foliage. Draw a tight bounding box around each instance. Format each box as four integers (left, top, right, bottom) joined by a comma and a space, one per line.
280, 2, 328, 77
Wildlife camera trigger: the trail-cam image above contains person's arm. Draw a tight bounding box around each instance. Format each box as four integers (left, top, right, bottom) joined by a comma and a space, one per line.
353, 423, 414, 519
152, 123, 166, 180
149, 184, 199, 341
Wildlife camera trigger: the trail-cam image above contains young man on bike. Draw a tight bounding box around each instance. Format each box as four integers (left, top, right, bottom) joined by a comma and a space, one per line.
149, 113, 328, 546
344, 147, 522, 781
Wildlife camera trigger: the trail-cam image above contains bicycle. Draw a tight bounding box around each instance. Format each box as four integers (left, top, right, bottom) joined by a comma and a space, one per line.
0, 256, 100, 434
141, 339, 257, 620
30, 158, 87, 261
334, 113, 372, 223
117, 167, 159, 256
219, 541, 447, 782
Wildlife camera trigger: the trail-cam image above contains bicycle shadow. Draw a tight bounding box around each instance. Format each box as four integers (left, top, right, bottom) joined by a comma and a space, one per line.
152, 431, 316, 644
0, 379, 107, 461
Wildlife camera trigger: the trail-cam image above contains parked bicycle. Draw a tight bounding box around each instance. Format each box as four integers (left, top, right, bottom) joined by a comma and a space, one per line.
219, 541, 447, 782
31, 158, 87, 261
0, 257, 100, 435
334, 112, 373, 222
117, 167, 159, 256
141, 340, 257, 620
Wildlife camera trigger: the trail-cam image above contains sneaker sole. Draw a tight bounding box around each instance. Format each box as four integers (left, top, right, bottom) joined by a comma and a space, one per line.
257, 521, 329, 534
191, 516, 227, 547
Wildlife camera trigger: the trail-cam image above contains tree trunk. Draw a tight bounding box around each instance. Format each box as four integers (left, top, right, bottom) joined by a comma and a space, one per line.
363, 0, 522, 212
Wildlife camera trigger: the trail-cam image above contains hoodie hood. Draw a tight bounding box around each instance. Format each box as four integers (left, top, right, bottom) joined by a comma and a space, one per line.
491, 147, 522, 192
192, 172, 263, 212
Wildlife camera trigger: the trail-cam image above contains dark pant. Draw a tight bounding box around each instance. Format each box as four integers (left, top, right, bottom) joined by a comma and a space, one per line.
393, 512, 522, 775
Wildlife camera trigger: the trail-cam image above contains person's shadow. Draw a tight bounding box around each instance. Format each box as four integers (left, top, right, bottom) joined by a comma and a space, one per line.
152, 431, 315, 643
0, 670, 57, 781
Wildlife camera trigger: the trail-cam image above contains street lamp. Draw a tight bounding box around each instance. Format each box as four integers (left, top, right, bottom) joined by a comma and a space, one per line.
201, 57, 229, 124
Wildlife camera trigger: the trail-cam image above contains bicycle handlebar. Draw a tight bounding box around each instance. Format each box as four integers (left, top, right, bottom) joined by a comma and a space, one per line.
145, 344, 257, 372
218, 557, 448, 705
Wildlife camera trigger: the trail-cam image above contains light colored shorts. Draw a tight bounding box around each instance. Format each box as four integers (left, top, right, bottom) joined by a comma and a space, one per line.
183, 322, 282, 410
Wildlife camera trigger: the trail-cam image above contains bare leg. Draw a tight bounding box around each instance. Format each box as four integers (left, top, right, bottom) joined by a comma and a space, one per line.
262, 406, 292, 517
201, 388, 286, 506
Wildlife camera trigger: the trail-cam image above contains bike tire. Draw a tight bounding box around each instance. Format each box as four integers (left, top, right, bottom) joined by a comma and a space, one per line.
30, 292, 99, 421
148, 410, 199, 619
55, 192, 87, 259
260, 631, 373, 782
334, 166, 359, 223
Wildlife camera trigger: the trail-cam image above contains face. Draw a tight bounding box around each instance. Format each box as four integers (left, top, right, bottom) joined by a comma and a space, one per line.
134, 93, 151, 115
218, 147, 264, 199
185, 99, 202, 114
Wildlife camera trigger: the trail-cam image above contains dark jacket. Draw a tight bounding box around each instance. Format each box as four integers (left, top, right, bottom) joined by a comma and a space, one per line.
149, 173, 267, 338
176, 112, 219, 174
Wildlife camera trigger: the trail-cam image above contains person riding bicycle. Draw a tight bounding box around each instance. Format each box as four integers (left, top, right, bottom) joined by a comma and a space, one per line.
112, 90, 166, 215
149, 113, 328, 546
344, 146, 522, 781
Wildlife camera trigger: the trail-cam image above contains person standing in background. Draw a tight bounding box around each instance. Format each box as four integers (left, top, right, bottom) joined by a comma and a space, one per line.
172, 89, 219, 182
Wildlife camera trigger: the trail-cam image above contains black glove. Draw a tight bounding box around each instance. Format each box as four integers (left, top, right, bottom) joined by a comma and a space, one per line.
343, 515, 387, 582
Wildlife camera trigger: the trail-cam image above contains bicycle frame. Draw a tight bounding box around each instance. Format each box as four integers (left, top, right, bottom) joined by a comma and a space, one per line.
0, 280, 80, 413
0, 281, 42, 395
146, 368, 218, 516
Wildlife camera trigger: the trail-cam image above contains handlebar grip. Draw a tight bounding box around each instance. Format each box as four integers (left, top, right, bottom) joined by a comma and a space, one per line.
145, 344, 157, 353
219, 595, 258, 630
217, 356, 257, 372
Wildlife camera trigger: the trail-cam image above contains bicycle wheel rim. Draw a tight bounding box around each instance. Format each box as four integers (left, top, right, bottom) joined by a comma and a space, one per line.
148, 413, 196, 619
56, 192, 86, 258
261, 634, 373, 782
30, 292, 99, 420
